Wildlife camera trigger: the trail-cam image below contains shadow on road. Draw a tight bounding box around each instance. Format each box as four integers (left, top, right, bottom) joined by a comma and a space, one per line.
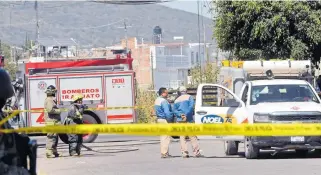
36, 147, 139, 158
36, 140, 153, 157
37, 140, 160, 148
91, 139, 160, 143
236, 151, 321, 160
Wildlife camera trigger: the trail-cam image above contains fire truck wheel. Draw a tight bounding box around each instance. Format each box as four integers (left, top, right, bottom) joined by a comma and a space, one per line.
58, 119, 70, 144
82, 113, 100, 143
59, 112, 100, 144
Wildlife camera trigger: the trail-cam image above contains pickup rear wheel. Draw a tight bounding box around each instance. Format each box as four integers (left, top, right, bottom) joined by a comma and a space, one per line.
244, 137, 259, 159
224, 141, 239, 155
295, 149, 309, 157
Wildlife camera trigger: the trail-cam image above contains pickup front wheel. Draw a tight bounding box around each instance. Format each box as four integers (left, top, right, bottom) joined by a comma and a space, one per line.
244, 137, 259, 159
224, 141, 239, 155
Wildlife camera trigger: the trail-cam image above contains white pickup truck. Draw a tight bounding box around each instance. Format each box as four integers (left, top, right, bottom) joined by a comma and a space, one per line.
193, 60, 321, 159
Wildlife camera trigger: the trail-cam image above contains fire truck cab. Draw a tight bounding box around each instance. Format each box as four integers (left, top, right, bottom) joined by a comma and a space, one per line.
16, 53, 136, 143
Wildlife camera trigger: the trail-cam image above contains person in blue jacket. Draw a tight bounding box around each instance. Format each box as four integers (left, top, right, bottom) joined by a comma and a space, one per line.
154, 87, 174, 158
173, 86, 204, 158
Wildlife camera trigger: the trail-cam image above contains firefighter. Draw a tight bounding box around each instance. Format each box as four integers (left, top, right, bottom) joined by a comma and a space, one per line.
173, 86, 204, 158
0, 68, 30, 174
44, 85, 62, 158
67, 94, 86, 156
154, 87, 174, 158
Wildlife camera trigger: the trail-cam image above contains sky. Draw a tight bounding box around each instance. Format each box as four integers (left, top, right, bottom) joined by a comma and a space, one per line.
161, 0, 213, 19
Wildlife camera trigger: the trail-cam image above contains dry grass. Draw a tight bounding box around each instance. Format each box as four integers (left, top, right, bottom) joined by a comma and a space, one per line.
135, 88, 157, 123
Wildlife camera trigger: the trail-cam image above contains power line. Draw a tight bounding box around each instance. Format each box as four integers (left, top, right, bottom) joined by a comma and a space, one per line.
91, 0, 172, 5
204, 0, 214, 16
41, 19, 126, 30
0, 1, 25, 6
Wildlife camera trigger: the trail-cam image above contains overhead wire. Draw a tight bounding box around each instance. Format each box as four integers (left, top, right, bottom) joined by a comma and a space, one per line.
91, 0, 172, 5
0, 20, 36, 28
40, 18, 126, 30
204, 0, 214, 15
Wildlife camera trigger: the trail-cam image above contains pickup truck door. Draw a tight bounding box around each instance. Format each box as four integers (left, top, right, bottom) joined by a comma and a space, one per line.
194, 84, 248, 140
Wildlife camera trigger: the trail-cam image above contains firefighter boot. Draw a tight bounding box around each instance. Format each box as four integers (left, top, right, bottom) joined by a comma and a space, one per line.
69, 142, 79, 157
53, 152, 62, 157
76, 144, 81, 156
46, 151, 56, 158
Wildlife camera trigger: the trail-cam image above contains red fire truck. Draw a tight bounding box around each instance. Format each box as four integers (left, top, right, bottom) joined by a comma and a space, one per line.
17, 52, 137, 143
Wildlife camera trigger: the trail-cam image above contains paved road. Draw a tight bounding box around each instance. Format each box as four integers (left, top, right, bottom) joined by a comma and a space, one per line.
34, 135, 321, 175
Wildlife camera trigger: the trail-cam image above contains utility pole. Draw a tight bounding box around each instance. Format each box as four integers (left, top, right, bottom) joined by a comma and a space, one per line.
201, 1, 206, 62
35, 0, 40, 57
117, 19, 132, 53
197, 0, 202, 83
150, 49, 155, 89
13, 46, 16, 63
0, 39, 2, 55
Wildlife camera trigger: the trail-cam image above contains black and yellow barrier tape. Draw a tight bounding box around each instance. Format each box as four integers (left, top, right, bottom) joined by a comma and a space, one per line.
1, 123, 321, 136
3, 105, 154, 114
2, 101, 218, 114
0, 110, 20, 127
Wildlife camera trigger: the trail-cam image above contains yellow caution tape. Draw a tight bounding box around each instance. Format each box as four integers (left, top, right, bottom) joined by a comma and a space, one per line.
3, 105, 154, 113
1, 123, 321, 136
0, 105, 154, 127
0, 110, 20, 127
2, 102, 219, 114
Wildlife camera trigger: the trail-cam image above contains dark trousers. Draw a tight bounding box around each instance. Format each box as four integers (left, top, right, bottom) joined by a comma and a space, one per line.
67, 118, 83, 155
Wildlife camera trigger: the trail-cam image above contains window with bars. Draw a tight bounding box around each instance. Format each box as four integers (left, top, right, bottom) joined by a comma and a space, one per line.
196, 52, 199, 64
191, 51, 194, 65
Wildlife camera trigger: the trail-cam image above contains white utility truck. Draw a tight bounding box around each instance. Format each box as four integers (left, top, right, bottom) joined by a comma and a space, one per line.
14, 52, 137, 143
193, 60, 321, 159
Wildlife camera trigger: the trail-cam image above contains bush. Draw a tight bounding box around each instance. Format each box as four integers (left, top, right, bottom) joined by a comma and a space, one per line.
136, 88, 157, 123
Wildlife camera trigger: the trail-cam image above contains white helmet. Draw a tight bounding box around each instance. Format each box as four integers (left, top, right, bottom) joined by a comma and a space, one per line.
178, 86, 187, 93
0, 68, 14, 100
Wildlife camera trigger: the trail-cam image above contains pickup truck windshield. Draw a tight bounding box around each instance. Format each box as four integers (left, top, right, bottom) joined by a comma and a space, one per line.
250, 84, 320, 105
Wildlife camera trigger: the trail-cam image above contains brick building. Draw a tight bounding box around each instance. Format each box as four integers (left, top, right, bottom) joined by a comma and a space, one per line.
118, 37, 226, 90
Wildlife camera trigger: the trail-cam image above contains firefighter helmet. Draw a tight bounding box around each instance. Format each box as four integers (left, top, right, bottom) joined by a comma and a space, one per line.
0, 68, 14, 100
72, 94, 84, 102
45, 85, 57, 95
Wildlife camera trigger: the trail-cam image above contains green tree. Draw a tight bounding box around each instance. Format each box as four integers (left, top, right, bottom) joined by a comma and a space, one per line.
188, 61, 220, 88
24, 33, 35, 51
4, 59, 17, 80
1, 43, 17, 79
213, 1, 321, 63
